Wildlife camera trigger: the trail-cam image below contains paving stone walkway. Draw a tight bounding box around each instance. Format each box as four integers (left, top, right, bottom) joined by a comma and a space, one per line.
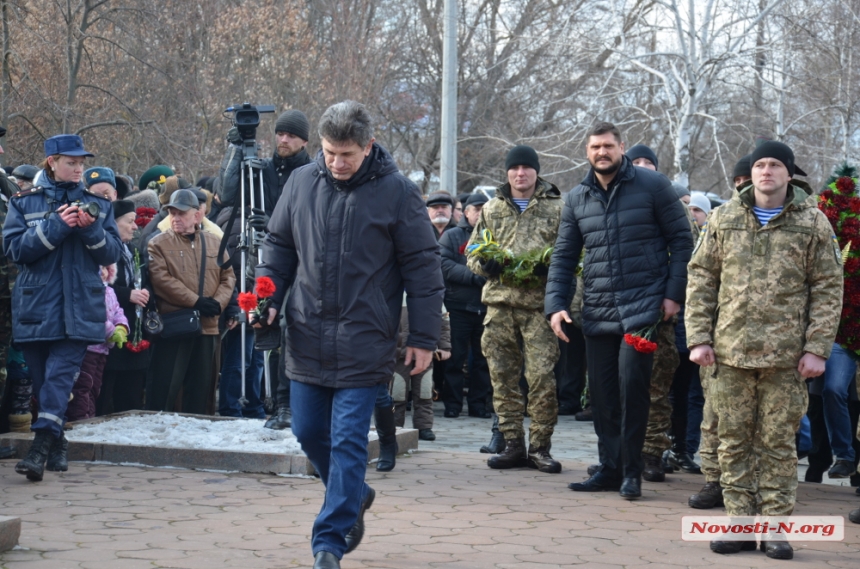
1, 406, 858, 568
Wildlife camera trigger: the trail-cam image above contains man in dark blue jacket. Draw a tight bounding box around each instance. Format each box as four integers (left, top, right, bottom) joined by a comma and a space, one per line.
3, 134, 122, 481
254, 101, 444, 569
545, 122, 693, 500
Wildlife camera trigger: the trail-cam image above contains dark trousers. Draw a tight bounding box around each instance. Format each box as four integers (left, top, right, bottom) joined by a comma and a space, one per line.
585, 333, 654, 479
443, 309, 491, 414
20, 339, 89, 437
98, 367, 146, 415
67, 351, 107, 422
555, 322, 585, 412
669, 355, 698, 453
145, 335, 217, 415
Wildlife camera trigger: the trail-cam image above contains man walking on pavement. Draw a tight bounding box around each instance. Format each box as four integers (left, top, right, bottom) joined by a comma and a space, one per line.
686, 141, 842, 559
254, 100, 444, 569
546, 122, 693, 500
466, 145, 563, 474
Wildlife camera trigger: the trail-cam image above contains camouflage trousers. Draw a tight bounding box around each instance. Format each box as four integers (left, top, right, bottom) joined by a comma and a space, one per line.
642, 319, 679, 457
710, 364, 806, 517
698, 366, 721, 482
482, 305, 559, 447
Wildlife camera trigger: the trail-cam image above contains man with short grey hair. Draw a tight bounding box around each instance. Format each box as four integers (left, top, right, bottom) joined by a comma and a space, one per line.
255, 100, 444, 569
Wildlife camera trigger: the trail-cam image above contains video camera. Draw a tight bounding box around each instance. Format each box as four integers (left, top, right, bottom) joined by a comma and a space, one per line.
225, 103, 276, 141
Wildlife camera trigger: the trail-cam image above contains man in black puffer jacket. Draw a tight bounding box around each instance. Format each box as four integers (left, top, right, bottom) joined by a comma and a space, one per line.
438, 192, 492, 418
545, 122, 693, 500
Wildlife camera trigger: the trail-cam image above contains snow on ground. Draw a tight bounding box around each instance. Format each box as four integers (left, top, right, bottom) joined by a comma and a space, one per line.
66, 413, 308, 454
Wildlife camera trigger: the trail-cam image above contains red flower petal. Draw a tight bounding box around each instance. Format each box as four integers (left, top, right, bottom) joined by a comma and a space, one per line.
255, 276, 276, 299
238, 292, 259, 312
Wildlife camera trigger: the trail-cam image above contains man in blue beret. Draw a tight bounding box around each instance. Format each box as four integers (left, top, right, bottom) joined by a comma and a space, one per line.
84, 167, 118, 201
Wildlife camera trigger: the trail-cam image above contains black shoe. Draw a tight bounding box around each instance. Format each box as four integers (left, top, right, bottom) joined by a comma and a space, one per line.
574, 408, 593, 421
804, 467, 825, 483
642, 453, 665, 482
668, 451, 702, 474
587, 463, 601, 476
619, 477, 641, 500
568, 473, 621, 492
760, 540, 793, 559
849, 508, 860, 524
527, 445, 562, 474
15, 431, 54, 482
828, 459, 854, 479
479, 416, 504, 454
45, 433, 69, 472
374, 406, 398, 472
487, 437, 528, 469
263, 407, 291, 430
468, 409, 492, 418
443, 409, 459, 418
710, 540, 756, 554
418, 429, 436, 441
689, 481, 724, 509
313, 551, 341, 569
344, 486, 375, 554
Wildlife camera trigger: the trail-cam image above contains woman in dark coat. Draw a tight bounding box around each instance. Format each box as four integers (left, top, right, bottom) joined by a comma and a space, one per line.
96, 199, 152, 414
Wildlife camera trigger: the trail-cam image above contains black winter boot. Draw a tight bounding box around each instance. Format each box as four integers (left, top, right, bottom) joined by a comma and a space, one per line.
487, 437, 528, 469
263, 407, 291, 430
46, 432, 69, 472
480, 415, 505, 454
15, 431, 55, 481
374, 406, 398, 472
642, 452, 666, 482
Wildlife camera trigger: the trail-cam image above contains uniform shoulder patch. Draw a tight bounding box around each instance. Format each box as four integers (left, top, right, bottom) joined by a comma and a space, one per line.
11, 186, 43, 199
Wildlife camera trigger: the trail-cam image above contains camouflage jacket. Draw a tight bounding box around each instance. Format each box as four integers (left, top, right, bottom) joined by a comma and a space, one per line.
685, 184, 843, 368
466, 178, 562, 310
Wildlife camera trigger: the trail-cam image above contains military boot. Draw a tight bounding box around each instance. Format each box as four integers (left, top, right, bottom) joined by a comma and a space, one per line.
527, 445, 562, 473
263, 407, 291, 430
374, 406, 398, 472
689, 481, 724, 509
487, 437, 528, 469
479, 415, 505, 454
46, 432, 69, 472
642, 452, 666, 482
15, 430, 55, 482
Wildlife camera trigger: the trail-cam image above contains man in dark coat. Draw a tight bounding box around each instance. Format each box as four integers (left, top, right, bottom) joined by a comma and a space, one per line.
545, 122, 693, 500
254, 101, 444, 569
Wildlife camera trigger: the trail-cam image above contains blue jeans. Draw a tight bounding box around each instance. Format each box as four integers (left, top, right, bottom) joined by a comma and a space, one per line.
218, 327, 266, 419
822, 343, 856, 462
290, 380, 377, 558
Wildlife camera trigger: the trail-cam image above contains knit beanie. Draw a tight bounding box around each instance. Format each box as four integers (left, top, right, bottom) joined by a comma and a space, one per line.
505, 145, 540, 174
732, 155, 752, 179
275, 110, 310, 142
689, 192, 712, 215
672, 182, 690, 200
750, 141, 796, 176
626, 144, 659, 170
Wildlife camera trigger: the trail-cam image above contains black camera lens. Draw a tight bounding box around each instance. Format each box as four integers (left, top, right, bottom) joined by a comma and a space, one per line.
80, 202, 100, 218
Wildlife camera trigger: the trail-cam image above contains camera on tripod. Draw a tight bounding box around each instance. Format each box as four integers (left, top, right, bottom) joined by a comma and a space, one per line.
226, 103, 276, 141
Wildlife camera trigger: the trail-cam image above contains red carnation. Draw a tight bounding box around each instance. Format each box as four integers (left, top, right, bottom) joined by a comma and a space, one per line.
833, 194, 851, 209
238, 292, 258, 312
255, 276, 276, 299
825, 207, 840, 224
845, 258, 860, 275
639, 339, 658, 353
836, 177, 856, 194
127, 339, 150, 353
459, 242, 468, 255
820, 189, 834, 202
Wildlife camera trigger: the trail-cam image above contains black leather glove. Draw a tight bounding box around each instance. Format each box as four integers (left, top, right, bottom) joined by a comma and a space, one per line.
532, 263, 549, 277
194, 297, 222, 317
481, 258, 504, 278
226, 126, 243, 146
248, 207, 270, 231
249, 298, 275, 327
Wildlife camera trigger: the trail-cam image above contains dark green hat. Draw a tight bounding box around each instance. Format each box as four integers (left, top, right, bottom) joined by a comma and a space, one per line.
138, 165, 174, 191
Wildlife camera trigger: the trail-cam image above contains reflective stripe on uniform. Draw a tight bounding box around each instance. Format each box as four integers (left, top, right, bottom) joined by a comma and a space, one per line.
35, 223, 55, 250
24, 211, 48, 220
86, 235, 106, 250
39, 412, 63, 425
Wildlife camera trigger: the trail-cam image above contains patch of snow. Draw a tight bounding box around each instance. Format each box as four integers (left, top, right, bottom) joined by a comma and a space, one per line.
66, 413, 306, 454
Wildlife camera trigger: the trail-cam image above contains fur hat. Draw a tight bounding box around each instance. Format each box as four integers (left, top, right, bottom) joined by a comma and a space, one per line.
126, 188, 160, 212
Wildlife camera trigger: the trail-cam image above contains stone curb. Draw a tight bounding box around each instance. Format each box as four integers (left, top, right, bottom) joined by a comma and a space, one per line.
0, 516, 20, 553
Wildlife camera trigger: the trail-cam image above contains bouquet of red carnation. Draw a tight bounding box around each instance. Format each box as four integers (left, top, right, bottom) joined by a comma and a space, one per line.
623, 317, 661, 354
238, 276, 277, 324
135, 206, 157, 229
126, 249, 151, 353
818, 163, 860, 355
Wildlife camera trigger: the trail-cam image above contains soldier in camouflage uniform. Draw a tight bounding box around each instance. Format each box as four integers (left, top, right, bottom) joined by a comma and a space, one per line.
466, 145, 563, 473
686, 141, 842, 559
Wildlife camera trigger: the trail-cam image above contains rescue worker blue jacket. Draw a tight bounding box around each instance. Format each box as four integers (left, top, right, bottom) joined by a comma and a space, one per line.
2, 176, 123, 343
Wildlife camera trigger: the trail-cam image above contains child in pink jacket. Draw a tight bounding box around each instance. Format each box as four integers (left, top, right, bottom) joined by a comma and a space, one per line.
66, 264, 129, 421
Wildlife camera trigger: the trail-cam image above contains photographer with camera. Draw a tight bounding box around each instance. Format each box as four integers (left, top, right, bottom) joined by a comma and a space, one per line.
216, 107, 311, 426
3, 134, 122, 481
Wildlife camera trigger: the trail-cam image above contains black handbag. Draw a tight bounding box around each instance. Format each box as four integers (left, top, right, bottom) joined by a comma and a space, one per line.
160, 234, 207, 339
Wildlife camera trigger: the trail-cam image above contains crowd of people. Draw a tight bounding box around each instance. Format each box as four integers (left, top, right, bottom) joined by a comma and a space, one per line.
0, 105, 859, 568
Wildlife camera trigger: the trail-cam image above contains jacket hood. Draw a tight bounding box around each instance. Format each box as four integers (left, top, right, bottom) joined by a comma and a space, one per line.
314, 142, 399, 189
496, 177, 561, 202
